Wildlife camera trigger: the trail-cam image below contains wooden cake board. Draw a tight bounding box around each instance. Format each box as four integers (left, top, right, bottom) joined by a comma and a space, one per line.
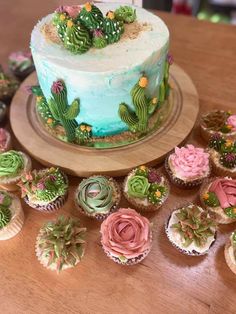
10, 64, 199, 177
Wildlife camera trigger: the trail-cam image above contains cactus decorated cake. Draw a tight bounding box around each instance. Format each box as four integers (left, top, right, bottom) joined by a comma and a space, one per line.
30, 2, 171, 147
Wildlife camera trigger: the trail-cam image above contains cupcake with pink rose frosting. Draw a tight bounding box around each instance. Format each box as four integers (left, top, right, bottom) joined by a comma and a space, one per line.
8, 51, 34, 80
165, 144, 211, 189
200, 177, 236, 224
0, 129, 12, 152
100, 208, 152, 265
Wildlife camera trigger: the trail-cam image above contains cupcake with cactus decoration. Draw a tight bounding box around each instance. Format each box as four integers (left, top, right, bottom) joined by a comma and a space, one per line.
200, 110, 236, 142
0, 150, 31, 191
8, 51, 34, 80
0, 129, 12, 152
208, 134, 236, 178
75, 175, 121, 220
165, 203, 217, 256
225, 231, 236, 275
123, 165, 169, 212
200, 177, 236, 224
100, 208, 152, 265
0, 190, 24, 240
0, 65, 19, 102
35, 216, 86, 273
165, 144, 211, 189
18, 168, 68, 213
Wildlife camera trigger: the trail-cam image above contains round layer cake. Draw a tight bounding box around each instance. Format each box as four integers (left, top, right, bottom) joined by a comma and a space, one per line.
30, 3, 169, 138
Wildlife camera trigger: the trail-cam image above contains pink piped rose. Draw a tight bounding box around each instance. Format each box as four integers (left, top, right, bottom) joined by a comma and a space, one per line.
210, 178, 236, 208
169, 144, 210, 179
100, 208, 152, 259
56, 5, 81, 18
227, 115, 236, 131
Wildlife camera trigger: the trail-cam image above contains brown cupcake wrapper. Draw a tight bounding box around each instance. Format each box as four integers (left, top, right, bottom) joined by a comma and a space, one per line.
164, 151, 211, 190
200, 124, 236, 143
199, 177, 236, 224
224, 240, 236, 275
75, 176, 121, 221
0, 197, 24, 240
165, 203, 217, 256
123, 168, 170, 212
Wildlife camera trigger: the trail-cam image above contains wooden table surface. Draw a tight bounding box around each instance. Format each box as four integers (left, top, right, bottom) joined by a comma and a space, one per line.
1, 1, 236, 314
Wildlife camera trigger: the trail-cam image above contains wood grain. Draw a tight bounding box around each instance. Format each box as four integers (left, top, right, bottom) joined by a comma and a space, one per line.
1, 2, 236, 314
10, 64, 199, 177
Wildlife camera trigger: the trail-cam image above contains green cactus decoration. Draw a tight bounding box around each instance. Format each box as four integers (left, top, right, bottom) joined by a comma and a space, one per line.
103, 11, 122, 44
48, 80, 79, 142
78, 3, 104, 31
75, 124, 92, 145
0, 207, 11, 229
114, 5, 137, 24
118, 103, 139, 133
53, 12, 68, 42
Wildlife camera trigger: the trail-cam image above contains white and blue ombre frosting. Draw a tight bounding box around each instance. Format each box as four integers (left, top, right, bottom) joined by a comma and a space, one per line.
31, 3, 169, 137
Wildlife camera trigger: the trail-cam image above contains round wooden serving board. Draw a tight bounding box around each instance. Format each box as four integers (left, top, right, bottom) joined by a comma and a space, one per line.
10, 64, 199, 177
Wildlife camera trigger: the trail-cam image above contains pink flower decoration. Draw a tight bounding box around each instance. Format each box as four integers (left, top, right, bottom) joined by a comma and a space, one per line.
55, 5, 81, 18
101, 208, 152, 259
37, 182, 45, 190
0, 128, 7, 142
9, 51, 31, 63
93, 29, 103, 37
49, 175, 57, 182
51, 80, 64, 94
210, 178, 236, 209
148, 170, 161, 183
227, 115, 236, 131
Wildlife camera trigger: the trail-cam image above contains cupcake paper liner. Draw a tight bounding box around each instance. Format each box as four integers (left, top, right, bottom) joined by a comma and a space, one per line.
224, 240, 236, 275
165, 203, 217, 256
24, 193, 68, 213
210, 157, 236, 179
199, 177, 236, 224
123, 168, 170, 212
0, 194, 24, 240
75, 176, 121, 221
165, 152, 211, 189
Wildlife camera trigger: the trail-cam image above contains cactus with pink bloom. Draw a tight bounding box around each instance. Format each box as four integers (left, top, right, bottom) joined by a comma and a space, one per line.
92, 29, 107, 49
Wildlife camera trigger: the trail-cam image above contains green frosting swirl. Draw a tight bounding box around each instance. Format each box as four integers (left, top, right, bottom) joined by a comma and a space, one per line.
92, 35, 107, 49
114, 6, 137, 24
0, 191, 12, 207
127, 175, 150, 199
203, 192, 220, 207
53, 12, 68, 42
0, 206, 11, 229
0, 151, 24, 178
78, 176, 114, 214
131, 83, 149, 133
103, 17, 122, 44
78, 4, 104, 31
225, 207, 236, 219
64, 22, 92, 54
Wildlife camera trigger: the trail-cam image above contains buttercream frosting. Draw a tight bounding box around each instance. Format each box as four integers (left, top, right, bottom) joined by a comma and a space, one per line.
227, 115, 236, 131
101, 208, 152, 260
0, 151, 24, 178
209, 178, 236, 209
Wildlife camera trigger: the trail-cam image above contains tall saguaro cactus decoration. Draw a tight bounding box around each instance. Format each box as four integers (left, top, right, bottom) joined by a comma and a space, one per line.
48, 80, 79, 142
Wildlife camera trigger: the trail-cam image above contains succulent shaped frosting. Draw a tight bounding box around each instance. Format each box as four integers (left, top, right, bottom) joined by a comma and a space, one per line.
114, 5, 136, 24
53, 11, 69, 42
224, 207, 236, 219
0, 150, 24, 178
127, 166, 167, 205
92, 30, 107, 49
19, 168, 68, 203
75, 124, 92, 145
171, 205, 216, 248
202, 191, 220, 207
202, 110, 231, 133
0, 207, 11, 229
78, 2, 104, 31
220, 152, 236, 169
37, 216, 86, 272
103, 11, 122, 44
77, 176, 115, 214
64, 20, 92, 54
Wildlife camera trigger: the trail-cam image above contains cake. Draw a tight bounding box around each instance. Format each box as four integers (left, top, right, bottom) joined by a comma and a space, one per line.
200, 177, 236, 224
100, 208, 152, 265
35, 215, 86, 272
75, 175, 121, 220
0, 150, 32, 191
208, 133, 236, 178
0, 190, 24, 240
0, 129, 12, 153
225, 231, 236, 275
30, 3, 171, 146
200, 110, 236, 142
123, 165, 169, 211
18, 167, 68, 213
165, 203, 217, 256
165, 144, 211, 189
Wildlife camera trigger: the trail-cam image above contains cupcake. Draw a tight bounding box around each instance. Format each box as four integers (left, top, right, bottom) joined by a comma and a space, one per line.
165, 144, 211, 189
225, 231, 236, 275
18, 167, 68, 213
75, 175, 121, 220
208, 133, 236, 178
0, 65, 19, 102
165, 203, 217, 256
200, 177, 236, 224
0, 150, 31, 191
0, 101, 7, 123
123, 165, 170, 211
35, 215, 86, 273
100, 208, 152, 265
0, 190, 24, 240
8, 51, 34, 80
0, 129, 12, 152
200, 110, 236, 142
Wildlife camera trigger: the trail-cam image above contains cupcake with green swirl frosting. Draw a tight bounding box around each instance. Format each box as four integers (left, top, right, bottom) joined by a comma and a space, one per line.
123, 165, 170, 212
0, 190, 24, 240
18, 167, 68, 213
0, 150, 31, 191
75, 175, 121, 220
